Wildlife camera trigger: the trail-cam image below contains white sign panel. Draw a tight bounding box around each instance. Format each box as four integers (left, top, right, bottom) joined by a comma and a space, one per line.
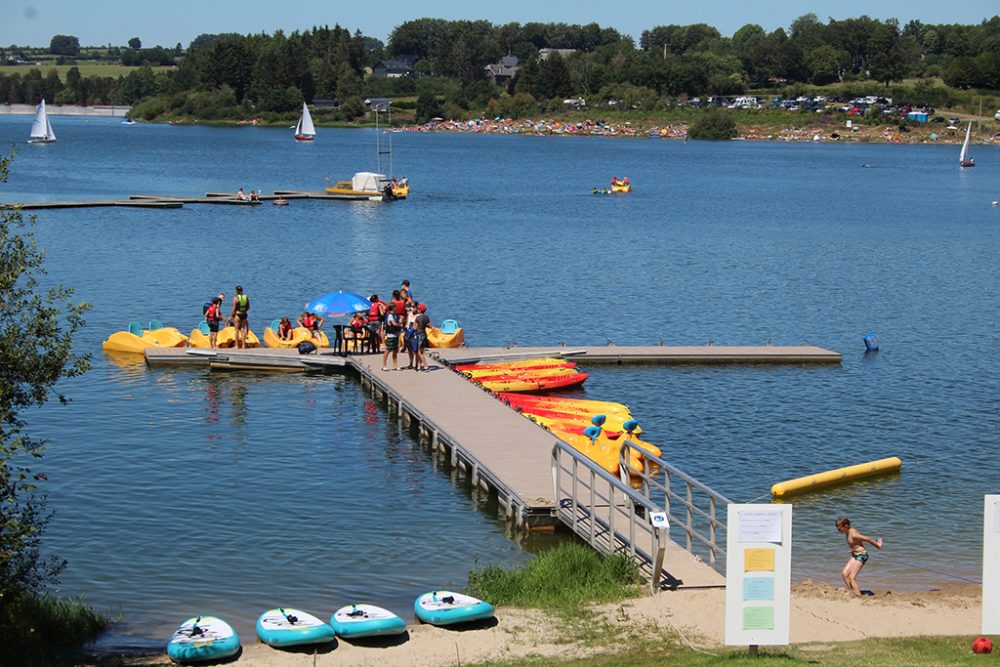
738, 509, 783, 543
983, 496, 1000, 634
725, 503, 792, 646
649, 512, 669, 531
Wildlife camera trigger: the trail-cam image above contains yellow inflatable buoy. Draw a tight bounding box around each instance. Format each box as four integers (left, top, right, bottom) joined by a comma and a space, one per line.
771, 457, 902, 498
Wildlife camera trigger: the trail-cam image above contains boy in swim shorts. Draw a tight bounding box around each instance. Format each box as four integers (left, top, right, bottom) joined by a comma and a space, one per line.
835, 515, 883, 595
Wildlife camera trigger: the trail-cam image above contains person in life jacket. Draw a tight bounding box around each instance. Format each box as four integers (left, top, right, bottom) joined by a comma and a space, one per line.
230, 285, 251, 349
366, 294, 386, 353
205, 296, 224, 348
277, 317, 294, 341
297, 311, 324, 339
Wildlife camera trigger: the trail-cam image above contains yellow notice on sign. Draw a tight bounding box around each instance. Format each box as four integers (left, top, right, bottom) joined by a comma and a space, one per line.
744, 547, 775, 572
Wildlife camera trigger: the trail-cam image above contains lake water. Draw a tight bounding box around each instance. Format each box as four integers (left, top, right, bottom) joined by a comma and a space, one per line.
1, 115, 998, 645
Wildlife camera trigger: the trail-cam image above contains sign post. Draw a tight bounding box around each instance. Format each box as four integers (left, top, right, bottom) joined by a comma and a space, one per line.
724, 504, 792, 651
983, 495, 1000, 634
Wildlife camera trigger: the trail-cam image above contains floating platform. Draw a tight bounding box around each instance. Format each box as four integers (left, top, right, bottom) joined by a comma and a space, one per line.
2, 189, 391, 210
431, 345, 842, 365
145, 347, 348, 371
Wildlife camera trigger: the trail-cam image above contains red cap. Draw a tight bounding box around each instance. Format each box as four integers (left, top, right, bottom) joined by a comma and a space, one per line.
417, 304, 427, 312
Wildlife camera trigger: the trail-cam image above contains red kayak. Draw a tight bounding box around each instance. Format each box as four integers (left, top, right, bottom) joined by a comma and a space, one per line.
454, 361, 576, 372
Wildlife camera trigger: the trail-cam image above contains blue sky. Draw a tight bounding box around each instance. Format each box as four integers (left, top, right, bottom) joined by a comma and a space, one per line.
1, 0, 997, 48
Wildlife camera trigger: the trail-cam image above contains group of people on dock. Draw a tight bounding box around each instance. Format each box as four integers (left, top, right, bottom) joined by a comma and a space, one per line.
203, 285, 252, 349
199, 281, 434, 370
352, 280, 433, 372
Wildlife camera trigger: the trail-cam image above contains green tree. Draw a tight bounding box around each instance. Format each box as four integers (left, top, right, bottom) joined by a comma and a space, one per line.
688, 108, 737, 140
48, 35, 80, 56
0, 151, 90, 603
128, 37, 142, 50
415, 91, 443, 121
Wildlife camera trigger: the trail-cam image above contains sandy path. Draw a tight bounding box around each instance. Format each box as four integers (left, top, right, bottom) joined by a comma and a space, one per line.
128, 583, 982, 665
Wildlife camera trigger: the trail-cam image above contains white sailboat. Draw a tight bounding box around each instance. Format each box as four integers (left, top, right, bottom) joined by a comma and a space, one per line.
960, 122, 974, 167
27, 99, 56, 144
294, 101, 315, 141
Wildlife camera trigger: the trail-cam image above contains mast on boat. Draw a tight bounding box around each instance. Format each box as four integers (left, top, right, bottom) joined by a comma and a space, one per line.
366, 98, 393, 179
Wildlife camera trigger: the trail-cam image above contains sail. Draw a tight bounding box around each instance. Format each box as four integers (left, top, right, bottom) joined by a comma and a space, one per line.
29, 99, 55, 142
960, 123, 971, 164
296, 102, 315, 137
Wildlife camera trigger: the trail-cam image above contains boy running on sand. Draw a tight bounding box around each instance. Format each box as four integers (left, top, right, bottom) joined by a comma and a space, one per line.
835, 515, 883, 595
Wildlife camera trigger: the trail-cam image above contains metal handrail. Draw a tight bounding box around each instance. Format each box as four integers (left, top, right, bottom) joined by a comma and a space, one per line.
620, 440, 731, 570
551, 440, 670, 591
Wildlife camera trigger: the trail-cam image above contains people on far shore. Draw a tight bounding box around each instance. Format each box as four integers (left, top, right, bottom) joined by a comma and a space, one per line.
835, 515, 883, 596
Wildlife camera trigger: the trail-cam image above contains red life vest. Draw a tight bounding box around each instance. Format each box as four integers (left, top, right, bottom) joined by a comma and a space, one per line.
303, 313, 317, 330
368, 302, 383, 323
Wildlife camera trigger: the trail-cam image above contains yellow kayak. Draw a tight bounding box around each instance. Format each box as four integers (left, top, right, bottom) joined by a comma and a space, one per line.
520, 412, 643, 436
498, 394, 634, 417
477, 372, 588, 393
462, 366, 580, 380
188, 325, 261, 349
264, 326, 329, 348
454, 357, 566, 371
427, 325, 465, 348
555, 429, 661, 476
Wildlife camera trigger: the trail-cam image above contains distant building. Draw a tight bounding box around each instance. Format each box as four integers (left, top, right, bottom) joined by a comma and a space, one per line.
373, 58, 419, 79
484, 55, 519, 86
537, 48, 576, 61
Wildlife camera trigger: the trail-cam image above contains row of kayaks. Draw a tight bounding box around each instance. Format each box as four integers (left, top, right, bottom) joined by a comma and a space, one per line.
168, 592, 493, 663
102, 320, 464, 354
449, 358, 663, 480
455, 358, 589, 392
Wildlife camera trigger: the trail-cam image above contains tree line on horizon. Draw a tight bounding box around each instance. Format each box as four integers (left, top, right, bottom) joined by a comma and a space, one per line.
0, 14, 998, 120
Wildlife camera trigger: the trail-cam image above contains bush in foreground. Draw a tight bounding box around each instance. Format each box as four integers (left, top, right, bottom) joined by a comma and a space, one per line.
466, 543, 640, 611
0, 594, 109, 665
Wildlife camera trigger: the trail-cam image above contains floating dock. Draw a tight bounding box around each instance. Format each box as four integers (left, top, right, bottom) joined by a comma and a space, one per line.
139, 342, 839, 587
2, 190, 390, 210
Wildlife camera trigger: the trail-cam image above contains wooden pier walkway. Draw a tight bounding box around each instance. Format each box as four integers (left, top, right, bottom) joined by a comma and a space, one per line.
139, 341, 839, 588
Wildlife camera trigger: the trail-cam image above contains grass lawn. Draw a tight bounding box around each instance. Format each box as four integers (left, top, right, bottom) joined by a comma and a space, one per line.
469, 635, 993, 666
0, 63, 173, 80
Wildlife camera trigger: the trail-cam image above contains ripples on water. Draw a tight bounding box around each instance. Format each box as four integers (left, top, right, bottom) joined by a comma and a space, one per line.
1, 116, 998, 639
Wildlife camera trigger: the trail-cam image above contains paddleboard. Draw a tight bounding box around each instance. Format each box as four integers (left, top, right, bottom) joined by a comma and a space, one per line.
166, 615, 240, 663
330, 604, 406, 638
256, 607, 336, 647
414, 591, 494, 626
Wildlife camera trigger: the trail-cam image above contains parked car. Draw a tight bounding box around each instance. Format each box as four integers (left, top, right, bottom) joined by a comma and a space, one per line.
930, 116, 945, 123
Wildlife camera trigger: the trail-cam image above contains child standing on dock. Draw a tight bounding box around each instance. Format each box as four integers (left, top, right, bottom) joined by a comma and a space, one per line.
835, 515, 883, 595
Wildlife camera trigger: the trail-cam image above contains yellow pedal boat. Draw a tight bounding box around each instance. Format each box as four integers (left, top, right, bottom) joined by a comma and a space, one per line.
263, 324, 329, 348
426, 320, 464, 348
102, 321, 189, 354
188, 323, 260, 349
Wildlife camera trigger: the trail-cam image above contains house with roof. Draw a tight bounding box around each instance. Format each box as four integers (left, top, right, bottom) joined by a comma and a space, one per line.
538, 48, 576, 61
373, 55, 420, 78
484, 55, 519, 86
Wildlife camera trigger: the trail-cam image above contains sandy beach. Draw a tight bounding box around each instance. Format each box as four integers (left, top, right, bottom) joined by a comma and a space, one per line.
124, 582, 981, 666
400, 116, 1000, 145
